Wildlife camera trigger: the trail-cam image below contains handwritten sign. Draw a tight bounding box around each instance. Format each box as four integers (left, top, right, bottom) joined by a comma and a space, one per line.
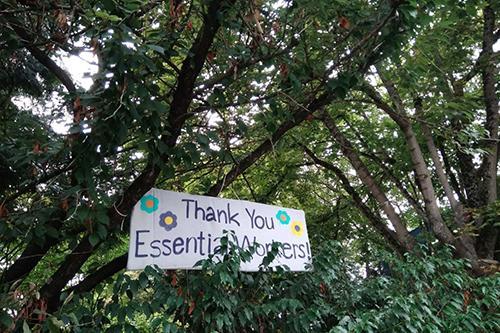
127, 188, 311, 271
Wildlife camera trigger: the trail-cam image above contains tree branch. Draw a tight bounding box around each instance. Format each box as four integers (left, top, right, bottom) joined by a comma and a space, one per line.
6, 15, 76, 93
436, 144, 466, 202
0, 214, 63, 284
194, 40, 298, 95
320, 110, 414, 250
303, 145, 404, 254
343, 117, 427, 222
207, 92, 332, 196
43, 4, 407, 299
37, 0, 230, 312
66, 253, 128, 295
364, 72, 478, 266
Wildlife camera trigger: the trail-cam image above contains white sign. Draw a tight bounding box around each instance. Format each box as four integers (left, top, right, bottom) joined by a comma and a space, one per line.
127, 188, 311, 271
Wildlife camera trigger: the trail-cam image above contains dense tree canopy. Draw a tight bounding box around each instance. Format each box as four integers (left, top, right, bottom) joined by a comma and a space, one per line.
0, 0, 498, 331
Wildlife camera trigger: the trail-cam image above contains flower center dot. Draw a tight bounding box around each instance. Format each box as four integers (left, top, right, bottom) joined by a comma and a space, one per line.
295, 225, 300, 231
164, 216, 173, 225
146, 200, 154, 208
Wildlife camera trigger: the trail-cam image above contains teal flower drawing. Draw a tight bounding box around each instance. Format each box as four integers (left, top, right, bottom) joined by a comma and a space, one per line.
276, 210, 290, 225
140, 194, 159, 214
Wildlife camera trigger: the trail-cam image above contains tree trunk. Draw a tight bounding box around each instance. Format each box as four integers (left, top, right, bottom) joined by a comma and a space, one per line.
364, 78, 479, 267
476, 1, 499, 259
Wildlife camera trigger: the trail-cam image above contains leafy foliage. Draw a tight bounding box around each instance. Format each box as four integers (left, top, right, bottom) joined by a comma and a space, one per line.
5, 239, 497, 332
0, 0, 498, 331
334, 247, 500, 333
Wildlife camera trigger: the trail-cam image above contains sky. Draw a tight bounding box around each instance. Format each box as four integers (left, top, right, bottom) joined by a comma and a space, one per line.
51, 50, 98, 134
61, 50, 98, 90
16, 23, 498, 135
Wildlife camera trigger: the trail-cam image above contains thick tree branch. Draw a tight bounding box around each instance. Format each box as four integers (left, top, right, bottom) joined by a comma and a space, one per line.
477, 1, 499, 259
415, 97, 466, 228
42, 4, 406, 299
6, 16, 76, 93
68, 92, 333, 295
207, 92, 332, 196
478, 1, 499, 206
343, 117, 427, 222
437, 143, 467, 203
364, 74, 478, 266
460, 50, 500, 84
66, 253, 128, 295
320, 110, 414, 250
303, 145, 404, 254
38, 0, 230, 312
0, 216, 63, 284
362, 150, 427, 221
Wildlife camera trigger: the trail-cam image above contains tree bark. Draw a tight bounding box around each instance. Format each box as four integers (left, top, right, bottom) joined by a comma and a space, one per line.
476, 1, 499, 259
344, 118, 427, 223
38, 0, 229, 312
363, 79, 478, 266
303, 146, 405, 254
208, 93, 332, 196
321, 111, 415, 251
415, 98, 466, 228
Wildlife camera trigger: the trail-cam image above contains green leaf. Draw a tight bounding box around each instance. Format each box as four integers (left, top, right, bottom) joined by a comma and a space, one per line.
146, 44, 165, 54
0, 311, 12, 329
94, 10, 122, 22
47, 317, 64, 333
22, 321, 31, 333
89, 233, 100, 247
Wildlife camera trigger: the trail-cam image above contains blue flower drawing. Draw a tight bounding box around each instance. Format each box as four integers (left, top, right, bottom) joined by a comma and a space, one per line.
159, 211, 178, 231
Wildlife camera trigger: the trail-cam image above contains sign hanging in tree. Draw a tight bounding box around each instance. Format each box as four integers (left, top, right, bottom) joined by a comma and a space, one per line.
127, 188, 312, 271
